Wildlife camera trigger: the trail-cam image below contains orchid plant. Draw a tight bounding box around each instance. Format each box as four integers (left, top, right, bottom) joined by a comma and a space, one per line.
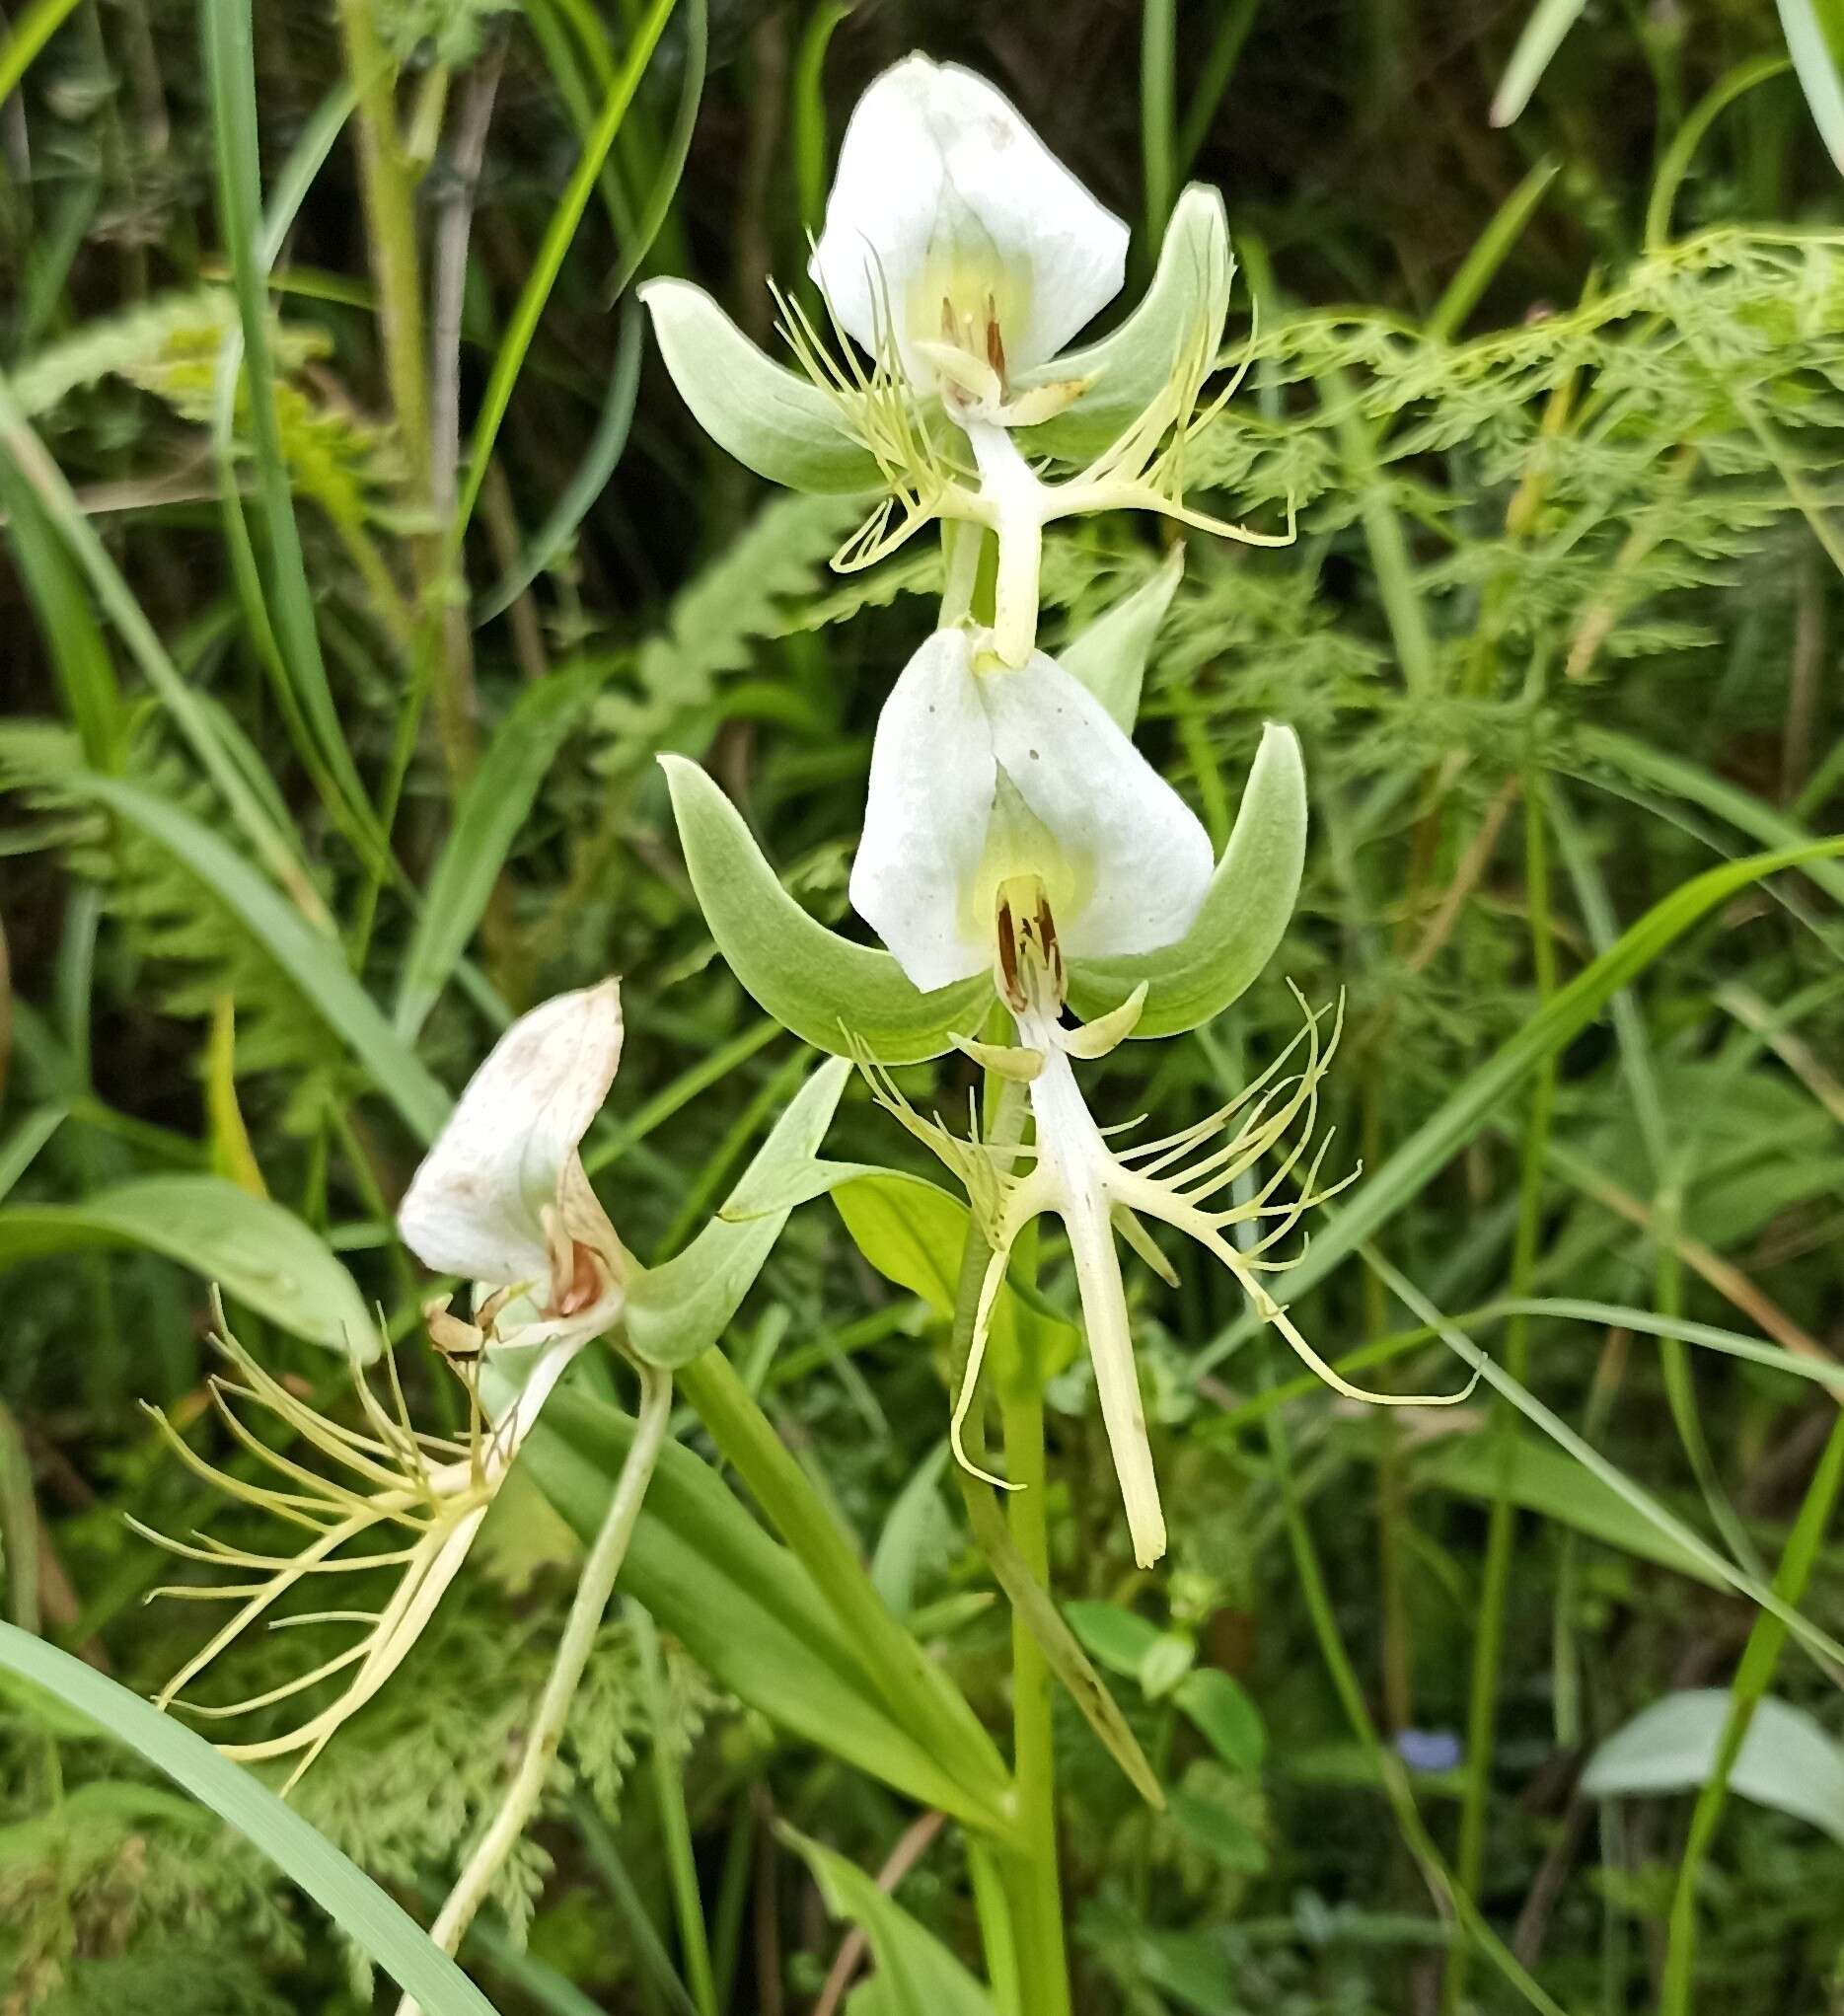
143, 48, 1463, 2016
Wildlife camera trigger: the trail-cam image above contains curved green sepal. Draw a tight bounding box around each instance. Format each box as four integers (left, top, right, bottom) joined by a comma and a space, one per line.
640, 278, 882, 494
1062, 543, 1185, 732
1019, 185, 1233, 463
625, 1057, 850, 1367
1065, 722, 1305, 1036
661, 755, 990, 1063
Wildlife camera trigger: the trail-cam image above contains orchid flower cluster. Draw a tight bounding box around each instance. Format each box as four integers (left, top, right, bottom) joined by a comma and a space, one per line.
646, 54, 1457, 1571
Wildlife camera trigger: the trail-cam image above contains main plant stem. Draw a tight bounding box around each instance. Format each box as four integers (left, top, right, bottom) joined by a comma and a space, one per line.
997, 1374, 1071, 2016
399, 1361, 674, 2015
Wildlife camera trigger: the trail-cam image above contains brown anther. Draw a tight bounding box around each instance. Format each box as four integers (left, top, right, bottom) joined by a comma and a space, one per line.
941, 294, 957, 342
996, 891, 1026, 1011
984, 292, 1006, 387
554, 1240, 603, 1318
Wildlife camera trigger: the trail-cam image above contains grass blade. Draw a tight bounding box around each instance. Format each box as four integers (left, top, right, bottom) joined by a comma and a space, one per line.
0, 1622, 499, 2016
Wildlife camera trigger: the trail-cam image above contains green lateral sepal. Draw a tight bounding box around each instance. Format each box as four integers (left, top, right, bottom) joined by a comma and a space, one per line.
624, 1056, 851, 1367
1065, 722, 1306, 1035
661, 753, 991, 1063
1018, 185, 1234, 463
639, 277, 882, 494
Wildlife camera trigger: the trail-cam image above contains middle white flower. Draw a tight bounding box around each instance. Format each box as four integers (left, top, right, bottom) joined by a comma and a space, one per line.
849, 628, 1214, 993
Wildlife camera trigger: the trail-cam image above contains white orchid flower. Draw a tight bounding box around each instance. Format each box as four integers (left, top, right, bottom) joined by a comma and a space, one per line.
808, 55, 1128, 412
140, 983, 629, 1781
848, 633, 1468, 1569
641, 54, 1291, 665
849, 627, 1213, 992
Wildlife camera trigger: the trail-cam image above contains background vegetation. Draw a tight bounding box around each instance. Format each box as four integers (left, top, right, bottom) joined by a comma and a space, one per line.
3, 0, 1844, 2009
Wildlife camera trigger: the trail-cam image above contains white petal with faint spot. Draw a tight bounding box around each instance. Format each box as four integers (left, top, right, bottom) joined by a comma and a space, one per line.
399, 980, 624, 1288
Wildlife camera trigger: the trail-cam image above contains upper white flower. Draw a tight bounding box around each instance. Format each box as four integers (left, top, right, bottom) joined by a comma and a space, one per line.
849, 628, 1213, 992
809, 55, 1129, 398
400, 978, 627, 1369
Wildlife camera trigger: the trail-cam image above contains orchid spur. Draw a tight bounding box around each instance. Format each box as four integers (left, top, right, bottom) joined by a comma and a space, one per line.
640, 53, 1292, 665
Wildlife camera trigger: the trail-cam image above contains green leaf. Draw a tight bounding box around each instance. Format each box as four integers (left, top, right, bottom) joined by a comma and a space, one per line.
639, 276, 881, 493
1139, 1632, 1197, 1699
1490, 0, 1588, 126
1583, 1690, 1844, 1844
516, 1382, 1013, 1831
660, 754, 989, 1062
1419, 1430, 1720, 1586
0, 1622, 498, 2016
0, 1174, 374, 1354
1174, 1668, 1266, 1773
780, 1826, 996, 2016
1067, 722, 1306, 1034
1167, 1788, 1268, 1873
53, 770, 453, 1143
869, 1439, 952, 1618
1061, 544, 1184, 733
394, 662, 608, 1041
625, 1057, 850, 1367
1779, 0, 1844, 172
1023, 185, 1231, 461
1065, 1599, 1163, 1679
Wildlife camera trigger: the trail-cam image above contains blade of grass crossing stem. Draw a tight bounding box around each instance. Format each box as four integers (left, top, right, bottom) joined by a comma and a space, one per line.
202, 0, 382, 855
600, 0, 702, 307
1660, 1413, 1844, 2013
455, 0, 677, 542
1426, 155, 1560, 341
0, 1624, 499, 2016
1778, 0, 1844, 172
1365, 1252, 1844, 1677
1645, 54, 1791, 252
1491, 0, 1588, 126
1197, 836, 1844, 1374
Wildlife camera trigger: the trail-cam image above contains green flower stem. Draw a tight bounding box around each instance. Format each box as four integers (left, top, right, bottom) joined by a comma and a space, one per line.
996, 1373, 1071, 2016
397, 1360, 676, 2016
674, 1347, 1016, 1829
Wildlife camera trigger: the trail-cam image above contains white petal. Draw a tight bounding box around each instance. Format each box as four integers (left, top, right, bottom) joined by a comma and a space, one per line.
399, 981, 624, 1288
849, 630, 996, 991
981, 652, 1212, 962
809, 54, 1127, 382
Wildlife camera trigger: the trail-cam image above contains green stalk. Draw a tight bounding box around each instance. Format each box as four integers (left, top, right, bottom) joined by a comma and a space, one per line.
674, 1348, 1014, 1821
1660, 1412, 1844, 2014
1445, 775, 1557, 2014
399, 1362, 675, 2016
634, 1598, 719, 2016
997, 1373, 1071, 2016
